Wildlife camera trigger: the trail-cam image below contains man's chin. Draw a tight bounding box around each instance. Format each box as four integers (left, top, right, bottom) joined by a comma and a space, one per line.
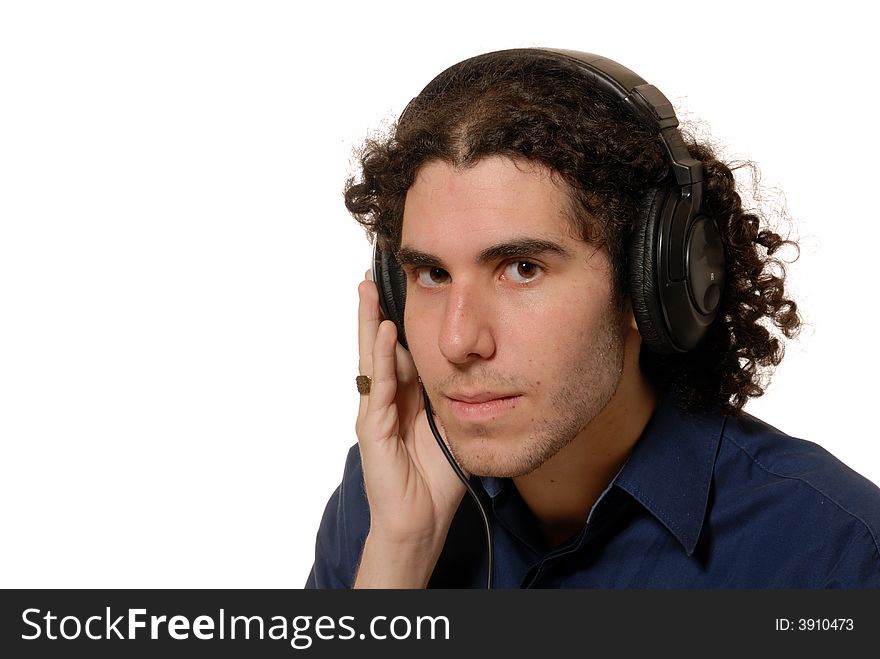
461, 460, 539, 480
444, 436, 543, 479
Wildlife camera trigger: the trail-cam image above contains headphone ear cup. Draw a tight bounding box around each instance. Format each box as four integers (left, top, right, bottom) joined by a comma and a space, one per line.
629, 187, 676, 354
372, 243, 409, 350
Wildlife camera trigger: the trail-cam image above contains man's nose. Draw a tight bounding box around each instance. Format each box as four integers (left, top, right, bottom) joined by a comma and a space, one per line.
438, 280, 497, 364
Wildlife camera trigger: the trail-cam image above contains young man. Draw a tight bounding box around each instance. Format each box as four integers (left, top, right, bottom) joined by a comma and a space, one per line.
306, 48, 880, 588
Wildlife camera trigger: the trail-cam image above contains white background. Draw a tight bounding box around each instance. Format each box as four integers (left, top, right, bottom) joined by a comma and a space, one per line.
1, 1, 877, 588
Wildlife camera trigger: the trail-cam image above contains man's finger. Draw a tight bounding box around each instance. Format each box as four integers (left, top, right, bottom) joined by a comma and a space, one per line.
357, 277, 381, 375
367, 320, 399, 416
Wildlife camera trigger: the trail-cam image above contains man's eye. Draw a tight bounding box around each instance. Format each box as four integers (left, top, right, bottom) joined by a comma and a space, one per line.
416, 266, 450, 287
503, 260, 543, 283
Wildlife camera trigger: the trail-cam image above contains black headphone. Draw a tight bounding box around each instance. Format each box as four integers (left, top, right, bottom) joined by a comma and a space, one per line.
371, 47, 726, 355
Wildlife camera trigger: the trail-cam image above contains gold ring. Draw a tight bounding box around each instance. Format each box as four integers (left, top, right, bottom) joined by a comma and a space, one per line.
356, 375, 372, 395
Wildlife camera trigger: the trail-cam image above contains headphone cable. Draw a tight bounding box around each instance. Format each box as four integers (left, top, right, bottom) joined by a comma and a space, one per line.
422, 386, 494, 589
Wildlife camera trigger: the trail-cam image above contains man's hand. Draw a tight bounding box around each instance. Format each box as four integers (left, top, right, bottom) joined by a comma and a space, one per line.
353, 269, 466, 588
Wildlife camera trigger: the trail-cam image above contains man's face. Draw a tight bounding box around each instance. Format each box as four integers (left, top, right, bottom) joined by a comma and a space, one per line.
399, 156, 630, 478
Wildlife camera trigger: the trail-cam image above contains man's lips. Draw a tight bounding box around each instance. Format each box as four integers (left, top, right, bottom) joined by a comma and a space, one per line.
447, 392, 520, 403
444, 392, 523, 422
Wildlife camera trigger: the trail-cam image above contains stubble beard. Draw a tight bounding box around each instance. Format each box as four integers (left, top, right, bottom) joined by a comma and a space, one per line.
436, 304, 627, 478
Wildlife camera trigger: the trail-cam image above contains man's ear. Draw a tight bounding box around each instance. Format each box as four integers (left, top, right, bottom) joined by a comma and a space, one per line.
624, 299, 640, 334
628, 309, 639, 333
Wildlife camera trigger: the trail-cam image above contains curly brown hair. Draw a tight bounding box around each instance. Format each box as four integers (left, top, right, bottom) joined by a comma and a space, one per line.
343, 49, 801, 416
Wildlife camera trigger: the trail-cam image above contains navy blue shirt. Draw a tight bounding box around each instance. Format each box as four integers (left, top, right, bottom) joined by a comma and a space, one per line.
306, 393, 880, 588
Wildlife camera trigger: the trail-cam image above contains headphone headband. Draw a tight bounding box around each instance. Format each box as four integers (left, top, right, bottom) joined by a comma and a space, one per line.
535, 48, 704, 187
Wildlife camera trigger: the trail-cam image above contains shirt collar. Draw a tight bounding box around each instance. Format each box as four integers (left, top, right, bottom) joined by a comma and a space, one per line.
480, 390, 725, 556
613, 391, 725, 556
480, 475, 505, 499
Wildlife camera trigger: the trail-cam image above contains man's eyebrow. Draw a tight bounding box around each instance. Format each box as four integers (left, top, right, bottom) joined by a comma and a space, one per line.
476, 238, 572, 264
395, 238, 572, 268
